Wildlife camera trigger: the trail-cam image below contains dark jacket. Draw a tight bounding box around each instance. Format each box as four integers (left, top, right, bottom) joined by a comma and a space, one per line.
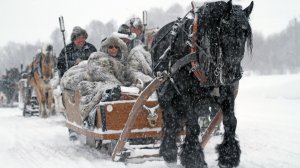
57, 42, 96, 78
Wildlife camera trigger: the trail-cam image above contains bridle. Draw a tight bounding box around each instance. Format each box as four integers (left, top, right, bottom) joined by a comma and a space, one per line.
30, 50, 54, 82
153, 3, 228, 87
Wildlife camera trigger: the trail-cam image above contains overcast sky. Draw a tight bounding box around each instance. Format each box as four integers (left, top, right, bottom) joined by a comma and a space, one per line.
0, 0, 299, 47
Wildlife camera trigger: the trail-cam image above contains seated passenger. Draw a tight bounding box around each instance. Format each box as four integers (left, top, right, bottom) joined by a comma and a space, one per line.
127, 17, 145, 45
57, 26, 96, 78
60, 35, 154, 128
100, 35, 128, 62
112, 24, 136, 51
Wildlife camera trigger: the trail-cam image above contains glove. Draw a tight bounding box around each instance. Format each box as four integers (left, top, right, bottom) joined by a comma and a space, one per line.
101, 85, 121, 102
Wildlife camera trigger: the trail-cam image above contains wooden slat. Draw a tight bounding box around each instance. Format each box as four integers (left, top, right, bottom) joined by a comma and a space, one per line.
62, 90, 82, 125
63, 89, 163, 140
112, 77, 166, 161
100, 101, 162, 130
200, 110, 223, 148
66, 122, 161, 140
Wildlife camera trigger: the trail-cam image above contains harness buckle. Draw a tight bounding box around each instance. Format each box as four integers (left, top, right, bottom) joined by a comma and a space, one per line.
185, 40, 193, 47
214, 63, 223, 76
189, 63, 200, 73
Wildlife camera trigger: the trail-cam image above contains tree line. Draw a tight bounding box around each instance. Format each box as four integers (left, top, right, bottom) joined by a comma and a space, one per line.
242, 18, 300, 75
0, 3, 299, 76
0, 4, 185, 76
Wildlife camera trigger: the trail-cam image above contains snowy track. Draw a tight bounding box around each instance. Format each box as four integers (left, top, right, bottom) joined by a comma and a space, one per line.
1, 74, 300, 168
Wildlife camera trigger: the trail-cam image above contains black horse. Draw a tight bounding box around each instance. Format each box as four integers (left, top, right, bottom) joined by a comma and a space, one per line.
151, 1, 253, 167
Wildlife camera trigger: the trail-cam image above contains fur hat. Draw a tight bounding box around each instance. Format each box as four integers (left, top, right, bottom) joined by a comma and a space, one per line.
100, 35, 128, 58
71, 26, 88, 42
112, 24, 136, 40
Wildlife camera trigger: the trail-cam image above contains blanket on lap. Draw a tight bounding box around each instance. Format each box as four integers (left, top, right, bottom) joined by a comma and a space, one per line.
60, 45, 153, 121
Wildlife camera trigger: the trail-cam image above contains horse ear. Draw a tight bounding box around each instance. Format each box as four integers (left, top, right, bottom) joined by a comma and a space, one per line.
226, 0, 233, 13
244, 1, 254, 18
223, 0, 233, 20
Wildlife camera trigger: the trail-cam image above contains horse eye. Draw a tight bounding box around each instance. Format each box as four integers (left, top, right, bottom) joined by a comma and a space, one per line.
239, 25, 248, 36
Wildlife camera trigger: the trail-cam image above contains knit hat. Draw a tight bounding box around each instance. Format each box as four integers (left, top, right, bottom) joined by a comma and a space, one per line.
118, 24, 131, 35
128, 17, 143, 29
112, 24, 136, 40
70, 26, 88, 42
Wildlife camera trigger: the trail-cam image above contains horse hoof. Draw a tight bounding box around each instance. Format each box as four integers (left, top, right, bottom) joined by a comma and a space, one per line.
69, 132, 78, 141
160, 148, 177, 163
165, 162, 184, 168
41, 114, 47, 118
218, 163, 238, 168
180, 144, 207, 168
216, 138, 241, 168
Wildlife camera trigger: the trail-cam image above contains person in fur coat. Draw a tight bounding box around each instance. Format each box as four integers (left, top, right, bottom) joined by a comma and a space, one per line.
99, 35, 128, 62
61, 35, 154, 125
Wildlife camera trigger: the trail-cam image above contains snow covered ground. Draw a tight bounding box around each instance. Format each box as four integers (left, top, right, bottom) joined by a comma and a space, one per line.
0, 74, 299, 168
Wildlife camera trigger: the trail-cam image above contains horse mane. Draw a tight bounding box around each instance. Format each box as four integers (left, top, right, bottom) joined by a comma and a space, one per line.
42, 44, 55, 64
151, 1, 253, 86
198, 1, 253, 55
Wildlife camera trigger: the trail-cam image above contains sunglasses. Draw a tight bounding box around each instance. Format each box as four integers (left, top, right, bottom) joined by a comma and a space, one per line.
108, 45, 119, 49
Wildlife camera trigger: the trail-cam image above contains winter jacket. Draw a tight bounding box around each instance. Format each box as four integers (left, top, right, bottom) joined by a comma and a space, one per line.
127, 38, 143, 52
57, 42, 96, 78
125, 45, 153, 85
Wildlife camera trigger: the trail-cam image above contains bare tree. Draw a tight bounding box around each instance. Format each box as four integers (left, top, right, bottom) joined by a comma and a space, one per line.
85, 20, 117, 50
50, 28, 65, 56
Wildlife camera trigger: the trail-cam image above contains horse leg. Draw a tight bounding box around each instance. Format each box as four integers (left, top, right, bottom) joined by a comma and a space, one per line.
159, 105, 180, 164
48, 89, 55, 116
41, 99, 48, 118
35, 87, 44, 118
216, 85, 241, 168
158, 83, 180, 164
44, 91, 50, 117
39, 88, 48, 118
180, 103, 207, 168
45, 90, 52, 117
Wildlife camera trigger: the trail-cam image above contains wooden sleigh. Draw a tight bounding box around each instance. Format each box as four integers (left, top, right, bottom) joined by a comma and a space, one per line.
18, 78, 39, 117
111, 76, 224, 161
63, 86, 164, 160
63, 75, 223, 162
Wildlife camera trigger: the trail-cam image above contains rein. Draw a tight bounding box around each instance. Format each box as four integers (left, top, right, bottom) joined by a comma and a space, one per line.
29, 54, 43, 79
177, 2, 226, 85
153, 2, 229, 86
31, 50, 54, 81
190, 1, 207, 82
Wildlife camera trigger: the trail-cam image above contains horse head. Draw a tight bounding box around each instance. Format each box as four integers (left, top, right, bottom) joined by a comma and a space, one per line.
217, 0, 253, 83
40, 44, 55, 84
152, 0, 253, 87
197, 0, 253, 85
